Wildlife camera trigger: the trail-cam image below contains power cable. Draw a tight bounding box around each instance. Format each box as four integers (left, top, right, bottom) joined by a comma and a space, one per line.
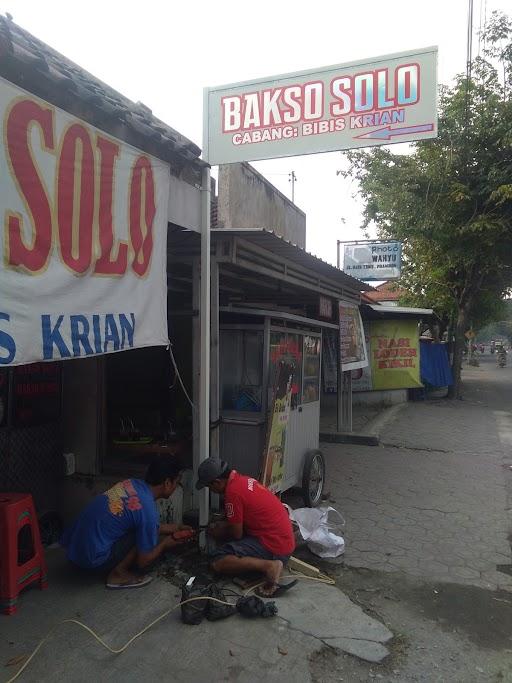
4, 572, 336, 683
168, 343, 195, 410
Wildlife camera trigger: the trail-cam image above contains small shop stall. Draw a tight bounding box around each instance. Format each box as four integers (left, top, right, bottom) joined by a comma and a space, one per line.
219, 311, 324, 505
168, 228, 371, 510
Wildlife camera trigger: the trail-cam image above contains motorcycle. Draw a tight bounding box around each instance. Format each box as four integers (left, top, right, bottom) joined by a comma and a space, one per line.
497, 349, 507, 368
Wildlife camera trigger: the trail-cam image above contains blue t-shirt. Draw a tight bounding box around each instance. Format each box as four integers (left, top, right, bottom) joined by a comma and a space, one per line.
61, 479, 159, 569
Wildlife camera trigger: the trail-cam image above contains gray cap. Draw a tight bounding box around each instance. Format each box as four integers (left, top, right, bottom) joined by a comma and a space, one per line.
195, 458, 229, 490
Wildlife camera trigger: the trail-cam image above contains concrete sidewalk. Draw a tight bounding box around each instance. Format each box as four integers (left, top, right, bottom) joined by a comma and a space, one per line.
324, 356, 512, 592
0, 548, 393, 682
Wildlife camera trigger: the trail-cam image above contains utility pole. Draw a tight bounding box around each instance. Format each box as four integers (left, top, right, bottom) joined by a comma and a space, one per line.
288, 170, 297, 203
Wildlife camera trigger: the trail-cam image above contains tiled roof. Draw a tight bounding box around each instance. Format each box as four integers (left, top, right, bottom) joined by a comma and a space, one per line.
365, 281, 402, 302
0, 15, 203, 172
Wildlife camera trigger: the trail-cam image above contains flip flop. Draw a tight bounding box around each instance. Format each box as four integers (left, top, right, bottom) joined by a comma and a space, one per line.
256, 579, 298, 598
106, 575, 153, 590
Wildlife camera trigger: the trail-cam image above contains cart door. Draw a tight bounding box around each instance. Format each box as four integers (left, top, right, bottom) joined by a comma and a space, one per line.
282, 333, 322, 491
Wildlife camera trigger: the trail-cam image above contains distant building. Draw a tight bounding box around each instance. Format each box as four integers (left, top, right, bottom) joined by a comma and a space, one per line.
215, 162, 306, 248
363, 281, 403, 307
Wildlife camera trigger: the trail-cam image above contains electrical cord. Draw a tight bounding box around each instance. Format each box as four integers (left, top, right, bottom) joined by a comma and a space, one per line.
5, 573, 336, 683
4, 595, 234, 683
168, 344, 195, 410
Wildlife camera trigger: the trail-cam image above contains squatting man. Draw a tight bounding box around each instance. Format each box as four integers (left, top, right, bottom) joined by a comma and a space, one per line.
61, 455, 295, 595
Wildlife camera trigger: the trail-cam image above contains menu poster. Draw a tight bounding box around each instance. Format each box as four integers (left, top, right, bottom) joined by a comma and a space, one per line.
13, 362, 61, 427
339, 302, 368, 371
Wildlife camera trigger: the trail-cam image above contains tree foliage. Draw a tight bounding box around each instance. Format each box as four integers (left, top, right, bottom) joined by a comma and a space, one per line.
343, 11, 512, 396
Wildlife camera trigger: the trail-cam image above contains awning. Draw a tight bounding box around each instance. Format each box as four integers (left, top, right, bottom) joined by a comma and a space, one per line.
361, 304, 434, 319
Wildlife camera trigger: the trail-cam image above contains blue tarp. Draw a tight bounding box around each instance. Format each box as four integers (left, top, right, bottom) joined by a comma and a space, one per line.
420, 342, 453, 387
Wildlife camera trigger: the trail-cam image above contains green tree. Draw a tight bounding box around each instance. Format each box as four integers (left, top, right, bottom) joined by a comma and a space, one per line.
344, 11, 512, 397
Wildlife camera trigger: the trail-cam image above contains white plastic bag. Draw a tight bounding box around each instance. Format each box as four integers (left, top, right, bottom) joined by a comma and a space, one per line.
289, 506, 345, 558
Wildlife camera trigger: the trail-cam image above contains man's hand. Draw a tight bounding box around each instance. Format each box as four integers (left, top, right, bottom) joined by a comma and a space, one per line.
207, 521, 230, 541
207, 521, 243, 541
159, 523, 195, 535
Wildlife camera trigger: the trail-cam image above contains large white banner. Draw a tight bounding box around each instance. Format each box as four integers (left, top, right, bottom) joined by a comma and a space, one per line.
0, 78, 170, 366
204, 47, 438, 165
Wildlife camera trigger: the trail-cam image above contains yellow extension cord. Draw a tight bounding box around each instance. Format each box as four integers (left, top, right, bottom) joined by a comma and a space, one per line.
4, 573, 335, 683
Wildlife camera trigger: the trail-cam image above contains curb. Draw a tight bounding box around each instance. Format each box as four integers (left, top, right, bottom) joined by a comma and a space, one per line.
319, 431, 379, 446
320, 401, 409, 447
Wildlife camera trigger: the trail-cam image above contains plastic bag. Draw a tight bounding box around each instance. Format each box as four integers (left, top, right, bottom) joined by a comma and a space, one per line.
289, 506, 345, 559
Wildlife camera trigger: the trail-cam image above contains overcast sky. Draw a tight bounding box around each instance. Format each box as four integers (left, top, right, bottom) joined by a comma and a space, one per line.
5, 0, 509, 265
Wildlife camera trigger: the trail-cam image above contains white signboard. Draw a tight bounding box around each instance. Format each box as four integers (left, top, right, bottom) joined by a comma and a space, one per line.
343, 241, 402, 281
0, 77, 170, 366
204, 47, 437, 165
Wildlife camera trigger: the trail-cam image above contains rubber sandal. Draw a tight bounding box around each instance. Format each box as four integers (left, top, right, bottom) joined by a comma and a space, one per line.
256, 579, 298, 598
106, 575, 153, 590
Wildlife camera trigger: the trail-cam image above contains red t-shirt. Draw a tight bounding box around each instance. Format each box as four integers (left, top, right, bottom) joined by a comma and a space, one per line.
224, 471, 295, 556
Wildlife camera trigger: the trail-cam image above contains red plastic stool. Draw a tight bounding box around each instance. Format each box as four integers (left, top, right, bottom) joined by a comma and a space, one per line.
0, 493, 48, 615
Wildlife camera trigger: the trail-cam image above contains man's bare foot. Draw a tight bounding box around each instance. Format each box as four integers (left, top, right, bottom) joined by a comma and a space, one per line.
258, 560, 283, 597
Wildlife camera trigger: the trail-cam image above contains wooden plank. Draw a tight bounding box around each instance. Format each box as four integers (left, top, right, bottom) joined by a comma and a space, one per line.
288, 556, 321, 577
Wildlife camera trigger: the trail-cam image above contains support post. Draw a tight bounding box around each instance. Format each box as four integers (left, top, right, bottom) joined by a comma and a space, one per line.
337, 333, 343, 432
198, 165, 211, 547
343, 371, 353, 432
210, 255, 220, 510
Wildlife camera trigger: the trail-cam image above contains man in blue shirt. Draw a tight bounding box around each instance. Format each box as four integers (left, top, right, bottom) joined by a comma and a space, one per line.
61, 455, 192, 589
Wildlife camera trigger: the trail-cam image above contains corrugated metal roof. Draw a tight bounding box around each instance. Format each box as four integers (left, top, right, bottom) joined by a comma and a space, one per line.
212, 229, 373, 292
363, 303, 434, 317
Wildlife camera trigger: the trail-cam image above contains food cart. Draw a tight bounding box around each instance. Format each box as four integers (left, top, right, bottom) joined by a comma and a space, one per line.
219, 310, 325, 506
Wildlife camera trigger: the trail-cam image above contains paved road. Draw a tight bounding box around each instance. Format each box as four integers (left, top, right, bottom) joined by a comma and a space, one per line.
324, 354, 512, 591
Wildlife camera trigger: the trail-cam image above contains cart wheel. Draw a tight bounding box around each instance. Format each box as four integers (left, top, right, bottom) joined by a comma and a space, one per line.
302, 450, 325, 507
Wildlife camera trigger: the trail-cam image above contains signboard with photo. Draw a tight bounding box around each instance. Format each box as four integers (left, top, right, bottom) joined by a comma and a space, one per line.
261, 361, 294, 493
343, 241, 402, 280
339, 303, 368, 371
351, 322, 373, 391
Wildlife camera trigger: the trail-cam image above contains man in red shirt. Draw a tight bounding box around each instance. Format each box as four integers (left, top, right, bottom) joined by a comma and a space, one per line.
196, 458, 295, 596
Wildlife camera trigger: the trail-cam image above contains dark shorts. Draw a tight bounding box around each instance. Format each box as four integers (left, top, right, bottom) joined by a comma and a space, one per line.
210, 536, 290, 565
71, 531, 136, 575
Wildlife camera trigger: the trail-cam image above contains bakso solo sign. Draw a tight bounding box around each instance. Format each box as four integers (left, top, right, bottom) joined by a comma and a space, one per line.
0, 77, 170, 366
204, 47, 438, 165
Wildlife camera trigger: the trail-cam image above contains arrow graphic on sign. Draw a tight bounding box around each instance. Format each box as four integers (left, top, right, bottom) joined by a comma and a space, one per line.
355, 123, 435, 141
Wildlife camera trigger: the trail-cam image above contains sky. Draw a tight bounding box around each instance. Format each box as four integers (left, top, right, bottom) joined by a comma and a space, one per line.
4, 0, 509, 266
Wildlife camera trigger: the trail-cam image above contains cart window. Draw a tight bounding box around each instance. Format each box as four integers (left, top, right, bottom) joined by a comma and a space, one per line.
220, 330, 263, 412
270, 332, 302, 409
303, 335, 321, 403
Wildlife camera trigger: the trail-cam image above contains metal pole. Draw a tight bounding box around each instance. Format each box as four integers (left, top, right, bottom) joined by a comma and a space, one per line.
198, 165, 211, 547
336, 302, 343, 432
336, 240, 341, 269
346, 371, 353, 432
289, 170, 296, 203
